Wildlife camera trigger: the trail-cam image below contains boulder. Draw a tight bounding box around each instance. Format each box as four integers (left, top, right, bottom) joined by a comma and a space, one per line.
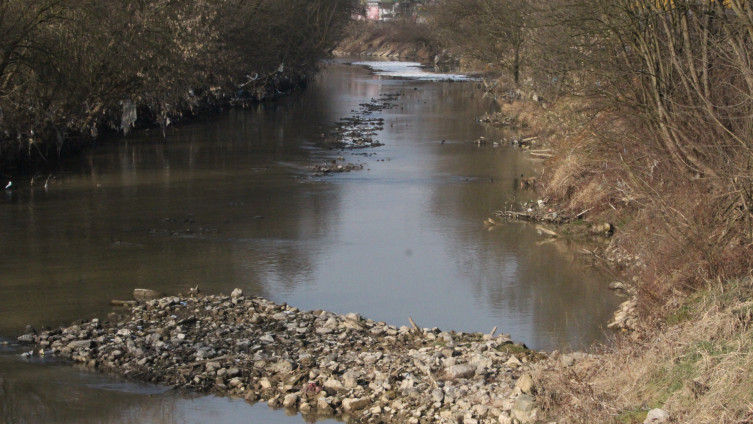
511, 394, 536, 424
67, 340, 92, 349
17, 333, 35, 344
342, 397, 370, 412
444, 363, 476, 380
515, 374, 535, 394
644, 408, 670, 424
283, 393, 299, 408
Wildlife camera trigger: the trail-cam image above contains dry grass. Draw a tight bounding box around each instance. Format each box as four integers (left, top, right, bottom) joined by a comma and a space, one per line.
335, 21, 437, 61
535, 277, 753, 424
516, 93, 753, 422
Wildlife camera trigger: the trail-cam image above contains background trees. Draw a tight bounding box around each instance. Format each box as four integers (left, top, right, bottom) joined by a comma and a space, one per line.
0, 0, 356, 169
430, 0, 530, 84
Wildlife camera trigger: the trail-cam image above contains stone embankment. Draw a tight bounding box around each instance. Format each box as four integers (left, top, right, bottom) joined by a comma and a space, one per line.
17, 289, 557, 424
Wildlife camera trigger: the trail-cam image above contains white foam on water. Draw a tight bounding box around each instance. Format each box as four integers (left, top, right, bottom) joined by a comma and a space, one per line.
352, 61, 474, 81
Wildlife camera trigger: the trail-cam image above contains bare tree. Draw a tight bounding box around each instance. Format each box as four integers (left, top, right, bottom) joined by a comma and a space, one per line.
430, 0, 530, 84
0, 0, 356, 168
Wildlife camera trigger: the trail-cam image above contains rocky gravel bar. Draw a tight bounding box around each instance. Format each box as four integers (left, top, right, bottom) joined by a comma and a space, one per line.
17, 289, 549, 424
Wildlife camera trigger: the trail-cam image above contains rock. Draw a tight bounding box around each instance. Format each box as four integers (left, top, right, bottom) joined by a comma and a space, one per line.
469, 354, 493, 369
133, 288, 164, 302
67, 340, 92, 349
342, 397, 370, 412
259, 377, 273, 389
17, 333, 35, 344
230, 288, 243, 298
515, 374, 534, 394
43, 289, 545, 424
560, 354, 575, 367
505, 356, 523, 367
317, 397, 333, 413
590, 222, 613, 235
283, 393, 299, 408
445, 364, 476, 380
323, 378, 344, 391
271, 360, 294, 374
511, 394, 536, 423
644, 408, 670, 424
268, 395, 281, 408
343, 371, 360, 388
472, 404, 489, 416
497, 412, 513, 424
259, 334, 274, 344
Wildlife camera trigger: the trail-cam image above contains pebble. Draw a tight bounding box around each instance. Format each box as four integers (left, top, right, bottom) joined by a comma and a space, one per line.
18, 289, 547, 423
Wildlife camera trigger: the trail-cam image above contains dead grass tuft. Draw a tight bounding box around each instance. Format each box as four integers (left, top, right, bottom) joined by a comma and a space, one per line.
536, 278, 753, 423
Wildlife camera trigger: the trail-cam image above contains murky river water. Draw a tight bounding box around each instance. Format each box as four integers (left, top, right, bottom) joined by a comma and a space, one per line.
0, 60, 619, 423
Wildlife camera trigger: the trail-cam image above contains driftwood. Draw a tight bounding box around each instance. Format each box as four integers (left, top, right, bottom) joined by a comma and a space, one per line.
133, 288, 164, 302
408, 316, 421, 333
495, 208, 566, 224
499, 210, 535, 220
529, 152, 553, 158
535, 225, 559, 237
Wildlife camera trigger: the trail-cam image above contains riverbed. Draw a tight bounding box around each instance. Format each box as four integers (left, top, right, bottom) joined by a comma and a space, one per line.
0, 60, 618, 423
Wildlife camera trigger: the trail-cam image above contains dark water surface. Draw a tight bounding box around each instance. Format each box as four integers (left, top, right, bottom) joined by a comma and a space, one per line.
0, 60, 618, 423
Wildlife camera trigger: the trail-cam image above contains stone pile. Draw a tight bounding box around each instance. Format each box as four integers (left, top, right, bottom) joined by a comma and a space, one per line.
18, 289, 546, 424
322, 93, 400, 150
311, 159, 365, 176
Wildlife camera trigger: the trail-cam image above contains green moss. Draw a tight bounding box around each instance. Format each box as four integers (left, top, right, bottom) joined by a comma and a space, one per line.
615, 400, 666, 424
666, 305, 692, 326
495, 343, 547, 362
615, 407, 649, 424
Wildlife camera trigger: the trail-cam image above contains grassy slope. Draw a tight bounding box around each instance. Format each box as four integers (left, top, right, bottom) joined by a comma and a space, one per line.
536, 277, 753, 423
494, 95, 753, 423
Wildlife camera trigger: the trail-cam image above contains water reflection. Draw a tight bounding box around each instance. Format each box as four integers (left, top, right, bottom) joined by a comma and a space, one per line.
0, 344, 333, 424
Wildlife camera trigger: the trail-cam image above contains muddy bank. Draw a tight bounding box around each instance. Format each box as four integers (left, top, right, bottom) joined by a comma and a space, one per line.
12, 289, 583, 424
334, 37, 435, 62
333, 22, 440, 64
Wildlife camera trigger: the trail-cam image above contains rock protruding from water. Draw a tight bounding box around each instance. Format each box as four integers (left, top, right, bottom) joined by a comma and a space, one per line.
132, 288, 164, 302
321, 93, 400, 150
19, 290, 545, 423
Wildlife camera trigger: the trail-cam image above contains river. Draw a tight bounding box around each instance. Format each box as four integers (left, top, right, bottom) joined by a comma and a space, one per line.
0, 60, 618, 423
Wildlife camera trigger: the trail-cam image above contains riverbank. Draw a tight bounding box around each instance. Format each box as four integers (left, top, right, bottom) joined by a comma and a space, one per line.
476, 79, 753, 421
333, 21, 449, 67
0, 0, 355, 176
16, 289, 567, 424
